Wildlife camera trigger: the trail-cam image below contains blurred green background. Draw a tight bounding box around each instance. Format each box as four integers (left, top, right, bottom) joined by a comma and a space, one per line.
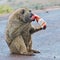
0, 0, 60, 14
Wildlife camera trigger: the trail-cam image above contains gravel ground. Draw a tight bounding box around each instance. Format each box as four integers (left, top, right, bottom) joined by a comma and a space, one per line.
0, 9, 60, 60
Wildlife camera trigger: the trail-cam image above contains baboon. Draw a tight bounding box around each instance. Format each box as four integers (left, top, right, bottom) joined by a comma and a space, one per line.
5, 8, 46, 56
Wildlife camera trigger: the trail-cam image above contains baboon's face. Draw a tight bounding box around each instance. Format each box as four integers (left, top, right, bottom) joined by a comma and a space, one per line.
18, 8, 35, 23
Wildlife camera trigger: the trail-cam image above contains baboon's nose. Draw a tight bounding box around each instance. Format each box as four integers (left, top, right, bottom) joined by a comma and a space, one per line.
30, 13, 34, 18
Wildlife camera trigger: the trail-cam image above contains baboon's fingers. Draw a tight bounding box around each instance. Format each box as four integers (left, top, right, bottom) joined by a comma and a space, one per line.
30, 49, 40, 53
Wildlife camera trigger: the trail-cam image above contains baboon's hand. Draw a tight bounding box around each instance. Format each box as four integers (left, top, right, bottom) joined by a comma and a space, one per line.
42, 25, 46, 30
40, 22, 46, 30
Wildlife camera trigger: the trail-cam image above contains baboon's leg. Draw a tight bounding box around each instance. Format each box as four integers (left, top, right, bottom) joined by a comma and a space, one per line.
28, 39, 32, 50
29, 40, 40, 53
10, 36, 34, 56
30, 26, 42, 34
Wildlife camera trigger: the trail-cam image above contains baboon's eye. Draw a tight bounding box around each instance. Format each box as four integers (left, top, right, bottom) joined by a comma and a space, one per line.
29, 10, 31, 12
21, 9, 25, 14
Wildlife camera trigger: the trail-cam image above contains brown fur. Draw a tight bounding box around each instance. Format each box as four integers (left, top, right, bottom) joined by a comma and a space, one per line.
5, 8, 42, 56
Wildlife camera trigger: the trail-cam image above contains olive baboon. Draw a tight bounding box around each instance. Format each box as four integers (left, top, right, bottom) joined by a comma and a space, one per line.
5, 8, 46, 56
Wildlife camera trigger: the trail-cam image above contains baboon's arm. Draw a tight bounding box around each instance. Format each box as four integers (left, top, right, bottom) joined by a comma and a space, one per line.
30, 26, 42, 34
9, 20, 23, 39
9, 20, 30, 39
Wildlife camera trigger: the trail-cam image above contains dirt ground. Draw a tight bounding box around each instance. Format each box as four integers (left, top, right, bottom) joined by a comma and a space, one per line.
0, 8, 60, 60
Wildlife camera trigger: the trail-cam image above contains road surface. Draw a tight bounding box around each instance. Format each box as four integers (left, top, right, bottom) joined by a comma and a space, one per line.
0, 9, 60, 60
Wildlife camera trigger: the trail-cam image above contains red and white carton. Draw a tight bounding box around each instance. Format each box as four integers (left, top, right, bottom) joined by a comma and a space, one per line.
32, 14, 47, 29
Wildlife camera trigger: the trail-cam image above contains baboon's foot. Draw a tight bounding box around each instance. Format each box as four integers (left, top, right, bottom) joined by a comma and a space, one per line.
20, 52, 35, 56
11, 52, 35, 56
30, 49, 40, 53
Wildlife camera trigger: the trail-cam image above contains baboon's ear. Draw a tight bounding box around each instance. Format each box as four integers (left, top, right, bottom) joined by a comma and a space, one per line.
21, 9, 25, 14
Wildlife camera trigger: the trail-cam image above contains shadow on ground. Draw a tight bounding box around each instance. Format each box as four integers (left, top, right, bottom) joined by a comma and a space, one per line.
0, 9, 60, 60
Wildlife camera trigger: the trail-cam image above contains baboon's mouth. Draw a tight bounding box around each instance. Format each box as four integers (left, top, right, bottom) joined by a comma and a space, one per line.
30, 14, 35, 21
